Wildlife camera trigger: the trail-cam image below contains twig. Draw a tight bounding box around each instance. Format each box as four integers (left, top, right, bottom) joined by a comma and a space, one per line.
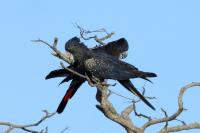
142, 82, 147, 95
175, 119, 186, 125
75, 24, 115, 45
32, 38, 74, 64
142, 82, 200, 132
0, 110, 56, 133
109, 89, 133, 101
60, 62, 87, 79
161, 108, 168, 129
60, 126, 69, 133
133, 103, 152, 121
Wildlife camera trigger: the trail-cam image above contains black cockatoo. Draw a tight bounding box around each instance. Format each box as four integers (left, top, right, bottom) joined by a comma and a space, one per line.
46, 38, 128, 113
46, 37, 156, 113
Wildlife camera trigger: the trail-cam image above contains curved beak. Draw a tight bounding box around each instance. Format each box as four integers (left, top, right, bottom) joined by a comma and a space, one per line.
120, 51, 128, 59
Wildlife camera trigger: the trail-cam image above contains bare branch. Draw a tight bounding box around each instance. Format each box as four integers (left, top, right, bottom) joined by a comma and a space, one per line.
133, 103, 152, 121
0, 110, 56, 133
142, 82, 200, 131
159, 123, 200, 133
32, 38, 74, 64
175, 119, 186, 125
60, 126, 69, 133
60, 62, 87, 79
5, 127, 14, 133
95, 83, 142, 133
75, 24, 115, 45
121, 104, 134, 119
109, 89, 133, 101
161, 108, 169, 129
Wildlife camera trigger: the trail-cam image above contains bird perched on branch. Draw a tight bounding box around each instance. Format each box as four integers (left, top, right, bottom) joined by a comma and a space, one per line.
46, 37, 157, 113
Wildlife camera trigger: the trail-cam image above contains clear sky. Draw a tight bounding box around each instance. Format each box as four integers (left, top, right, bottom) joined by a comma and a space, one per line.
0, 0, 200, 133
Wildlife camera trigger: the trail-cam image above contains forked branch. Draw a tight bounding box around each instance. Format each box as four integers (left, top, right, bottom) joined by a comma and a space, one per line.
0, 110, 56, 133
75, 24, 115, 45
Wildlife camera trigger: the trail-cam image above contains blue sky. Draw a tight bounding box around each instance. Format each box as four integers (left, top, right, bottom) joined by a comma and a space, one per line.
0, 0, 200, 133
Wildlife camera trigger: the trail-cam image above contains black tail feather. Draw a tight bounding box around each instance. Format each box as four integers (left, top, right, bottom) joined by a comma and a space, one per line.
57, 78, 85, 114
141, 77, 153, 83
141, 72, 157, 78
45, 69, 68, 80
118, 80, 155, 111
58, 75, 74, 86
134, 71, 157, 83
57, 98, 69, 114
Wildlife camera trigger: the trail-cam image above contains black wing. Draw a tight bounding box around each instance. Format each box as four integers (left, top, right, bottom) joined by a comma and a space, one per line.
84, 55, 156, 81
45, 69, 69, 79
92, 38, 128, 59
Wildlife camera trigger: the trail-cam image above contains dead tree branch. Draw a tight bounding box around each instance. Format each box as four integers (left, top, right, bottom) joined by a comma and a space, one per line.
75, 24, 115, 45
133, 104, 152, 121
0, 110, 56, 133
157, 82, 200, 133
32, 38, 74, 64
95, 81, 200, 133
95, 84, 142, 133
60, 62, 87, 79
140, 82, 200, 132
160, 122, 200, 133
